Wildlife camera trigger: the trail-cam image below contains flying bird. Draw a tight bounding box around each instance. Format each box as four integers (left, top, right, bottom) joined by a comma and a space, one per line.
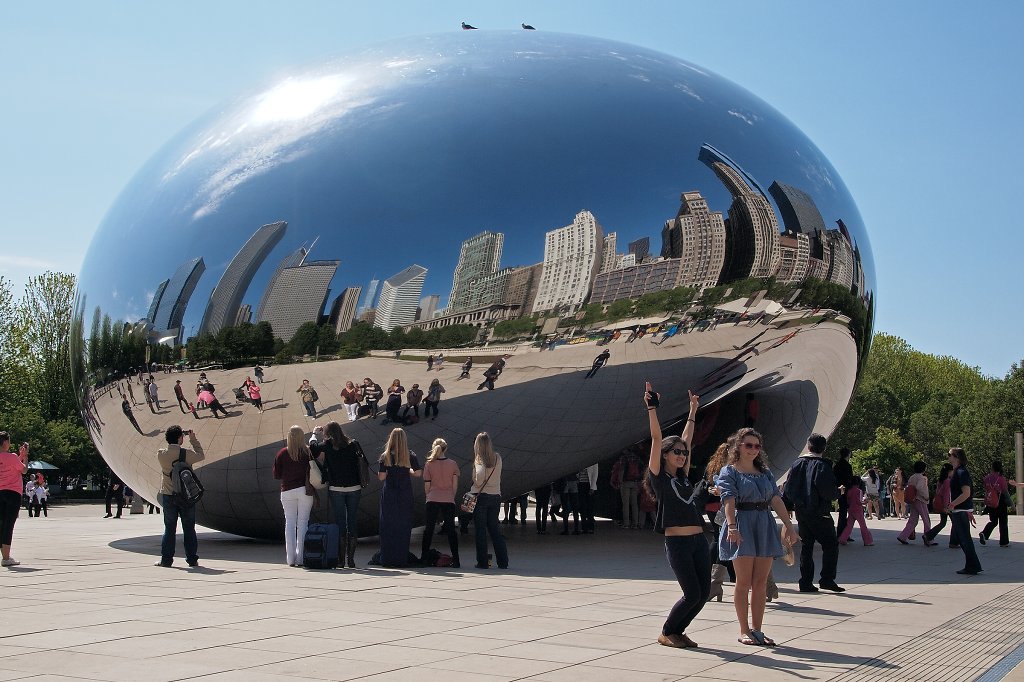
522, 23, 536, 30
462, 22, 478, 30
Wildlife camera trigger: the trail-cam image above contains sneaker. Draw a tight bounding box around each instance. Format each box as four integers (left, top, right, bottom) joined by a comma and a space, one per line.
2, 558, 20, 567
798, 584, 819, 593
153, 560, 172, 567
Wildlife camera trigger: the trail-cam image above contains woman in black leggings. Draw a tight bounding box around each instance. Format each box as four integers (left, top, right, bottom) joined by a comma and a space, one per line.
643, 383, 707, 649
0, 433, 30, 567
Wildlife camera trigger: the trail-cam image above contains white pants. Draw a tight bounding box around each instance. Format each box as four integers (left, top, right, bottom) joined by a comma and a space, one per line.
345, 403, 359, 421
281, 486, 314, 565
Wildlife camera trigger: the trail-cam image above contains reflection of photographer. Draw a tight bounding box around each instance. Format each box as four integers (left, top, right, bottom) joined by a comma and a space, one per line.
104, 472, 124, 519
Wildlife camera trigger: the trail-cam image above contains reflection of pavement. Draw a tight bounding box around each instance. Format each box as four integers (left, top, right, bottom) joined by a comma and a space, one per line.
90, 321, 857, 538
4, 505, 1023, 681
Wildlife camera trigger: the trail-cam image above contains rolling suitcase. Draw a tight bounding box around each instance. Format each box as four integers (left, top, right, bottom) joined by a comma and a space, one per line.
303, 522, 340, 569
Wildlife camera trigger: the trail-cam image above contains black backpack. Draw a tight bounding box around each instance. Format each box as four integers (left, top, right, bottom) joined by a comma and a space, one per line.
170, 449, 204, 507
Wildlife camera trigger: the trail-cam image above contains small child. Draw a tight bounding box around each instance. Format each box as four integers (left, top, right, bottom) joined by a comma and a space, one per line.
839, 479, 874, 546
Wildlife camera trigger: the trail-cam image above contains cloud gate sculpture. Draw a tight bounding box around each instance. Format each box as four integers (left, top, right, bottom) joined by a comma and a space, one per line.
72, 32, 874, 539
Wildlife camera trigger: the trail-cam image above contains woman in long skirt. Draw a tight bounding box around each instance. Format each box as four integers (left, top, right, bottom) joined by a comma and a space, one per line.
377, 428, 421, 566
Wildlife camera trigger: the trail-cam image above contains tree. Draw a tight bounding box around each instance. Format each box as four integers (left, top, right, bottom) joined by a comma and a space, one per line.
605, 299, 634, 321
851, 427, 917, 477
493, 317, 539, 339
16, 272, 77, 420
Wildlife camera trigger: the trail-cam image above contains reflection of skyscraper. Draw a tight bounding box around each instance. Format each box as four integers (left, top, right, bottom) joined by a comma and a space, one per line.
256, 246, 306, 322
504, 263, 543, 314
374, 265, 427, 331
329, 287, 362, 334
256, 260, 339, 341
199, 221, 286, 336
419, 294, 440, 321
591, 259, 686, 305
825, 222, 854, 290
147, 279, 169, 324
768, 181, 827, 235
776, 232, 810, 284
699, 144, 780, 281
153, 257, 206, 343
532, 210, 605, 314
235, 304, 252, 326
358, 277, 380, 316
449, 231, 503, 314
600, 232, 618, 273
628, 237, 650, 263
660, 191, 726, 289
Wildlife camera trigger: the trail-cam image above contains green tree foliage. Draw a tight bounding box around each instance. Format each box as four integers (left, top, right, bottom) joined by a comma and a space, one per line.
850, 426, 918, 475
634, 286, 697, 318
493, 317, 540, 339
605, 299, 634, 321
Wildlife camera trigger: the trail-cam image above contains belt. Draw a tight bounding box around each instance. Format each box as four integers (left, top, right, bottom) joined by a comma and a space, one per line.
736, 501, 769, 511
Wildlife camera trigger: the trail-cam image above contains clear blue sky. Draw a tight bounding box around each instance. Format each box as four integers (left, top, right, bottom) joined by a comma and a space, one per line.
3, 2, 1022, 376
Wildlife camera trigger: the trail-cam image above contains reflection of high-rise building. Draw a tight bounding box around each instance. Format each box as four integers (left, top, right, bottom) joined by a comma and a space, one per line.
699, 145, 780, 281
628, 237, 650, 263
235, 304, 252, 326
358, 277, 380, 316
591, 259, 685, 305
329, 287, 362, 334
147, 279, 169, 324
256, 246, 306, 322
256, 260, 339, 342
600, 232, 618, 273
419, 295, 440, 321
825, 224, 854, 291
153, 257, 206, 343
199, 221, 286, 336
504, 263, 543, 314
768, 181, 827, 235
619, 253, 636, 269
462, 268, 515, 310
532, 210, 605, 314
375, 265, 427, 331
661, 191, 726, 289
448, 231, 503, 314
776, 232, 810, 284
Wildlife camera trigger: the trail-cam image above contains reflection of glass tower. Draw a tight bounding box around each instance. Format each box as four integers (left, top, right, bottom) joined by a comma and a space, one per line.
660, 191, 726, 289
768, 181, 826, 235
375, 265, 427, 331
419, 294, 440, 320
199, 221, 287, 336
256, 246, 306, 322
628, 237, 650, 263
147, 279, 169, 323
532, 210, 605, 314
449, 231, 503, 314
153, 257, 206, 343
358, 277, 380, 316
256, 260, 339, 341
699, 144, 780, 281
600, 232, 618, 273
329, 286, 362, 334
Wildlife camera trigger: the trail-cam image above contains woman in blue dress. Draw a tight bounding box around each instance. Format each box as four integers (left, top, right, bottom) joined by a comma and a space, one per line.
377, 428, 421, 567
716, 428, 797, 647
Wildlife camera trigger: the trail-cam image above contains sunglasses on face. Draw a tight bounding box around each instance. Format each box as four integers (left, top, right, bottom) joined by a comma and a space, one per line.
669, 448, 689, 456
741, 442, 762, 450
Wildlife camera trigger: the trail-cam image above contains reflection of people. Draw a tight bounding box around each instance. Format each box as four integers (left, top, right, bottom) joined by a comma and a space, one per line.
435, 353, 444, 371
383, 379, 405, 424
477, 356, 508, 391
644, 385, 707, 649
403, 384, 423, 421
1, 435, 29, 567
254, 364, 265, 383
340, 381, 361, 422
362, 378, 383, 418
457, 357, 473, 380
296, 379, 317, 419
156, 426, 205, 568
377, 428, 422, 567
424, 379, 445, 420
584, 349, 610, 378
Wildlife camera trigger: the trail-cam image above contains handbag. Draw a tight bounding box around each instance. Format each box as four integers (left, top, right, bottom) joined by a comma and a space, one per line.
355, 442, 370, 488
310, 388, 319, 403
309, 457, 328, 490
460, 464, 496, 513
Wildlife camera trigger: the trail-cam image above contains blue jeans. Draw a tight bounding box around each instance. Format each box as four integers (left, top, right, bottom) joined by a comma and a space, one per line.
303, 400, 316, 417
159, 493, 198, 565
473, 493, 508, 568
329, 489, 361, 536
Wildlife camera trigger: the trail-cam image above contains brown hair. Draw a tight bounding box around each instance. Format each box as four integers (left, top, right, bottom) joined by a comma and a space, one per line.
705, 439, 733, 483
727, 427, 768, 472
324, 421, 349, 449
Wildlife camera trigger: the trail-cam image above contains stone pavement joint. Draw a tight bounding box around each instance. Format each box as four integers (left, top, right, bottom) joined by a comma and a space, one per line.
817, 585, 1024, 682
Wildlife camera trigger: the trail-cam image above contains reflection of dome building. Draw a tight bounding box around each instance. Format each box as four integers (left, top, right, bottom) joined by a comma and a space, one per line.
73, 32, 874, 540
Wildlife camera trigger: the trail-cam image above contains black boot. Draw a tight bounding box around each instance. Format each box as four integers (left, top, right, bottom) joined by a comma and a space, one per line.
340, 534, 349, 567
346, 535, 357, 568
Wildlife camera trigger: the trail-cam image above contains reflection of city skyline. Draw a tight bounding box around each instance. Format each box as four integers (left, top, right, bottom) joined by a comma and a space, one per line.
135, 142, 866, 344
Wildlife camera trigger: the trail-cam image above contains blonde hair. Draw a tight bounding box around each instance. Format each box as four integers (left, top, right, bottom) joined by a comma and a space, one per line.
427, 438, 447, 462
705, 440, 733, 483
286, 425, 311, 462
381, 428, 410, 468
474, 432, 497, 468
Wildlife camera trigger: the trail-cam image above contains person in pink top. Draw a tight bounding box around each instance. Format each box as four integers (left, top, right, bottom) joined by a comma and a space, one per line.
420, 438, 460, 567
247, 381, 263, 412
897, 461, 934, 546
980, 461, 1009, 547
0, 432, 30, 567
838, 478, 873, 546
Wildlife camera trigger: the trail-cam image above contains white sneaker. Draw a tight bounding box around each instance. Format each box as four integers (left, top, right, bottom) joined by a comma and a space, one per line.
2, 558, 20, 567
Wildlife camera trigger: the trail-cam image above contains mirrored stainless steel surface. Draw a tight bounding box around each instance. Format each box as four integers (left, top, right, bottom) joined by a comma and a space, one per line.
72, 32, 874, 539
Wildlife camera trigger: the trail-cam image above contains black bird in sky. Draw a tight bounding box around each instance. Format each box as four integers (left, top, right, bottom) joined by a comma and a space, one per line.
462, 22, 478, 30
522, 23, 536, 30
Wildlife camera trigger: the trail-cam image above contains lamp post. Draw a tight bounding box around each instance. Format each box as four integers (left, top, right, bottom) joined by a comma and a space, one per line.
1015, 432, 1023, 516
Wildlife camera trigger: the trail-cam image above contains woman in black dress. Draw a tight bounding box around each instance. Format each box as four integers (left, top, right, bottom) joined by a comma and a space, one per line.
377, 427, 421, 566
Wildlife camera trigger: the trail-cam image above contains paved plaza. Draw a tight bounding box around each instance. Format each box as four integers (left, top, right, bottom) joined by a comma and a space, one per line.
2, 505, 1022, 681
